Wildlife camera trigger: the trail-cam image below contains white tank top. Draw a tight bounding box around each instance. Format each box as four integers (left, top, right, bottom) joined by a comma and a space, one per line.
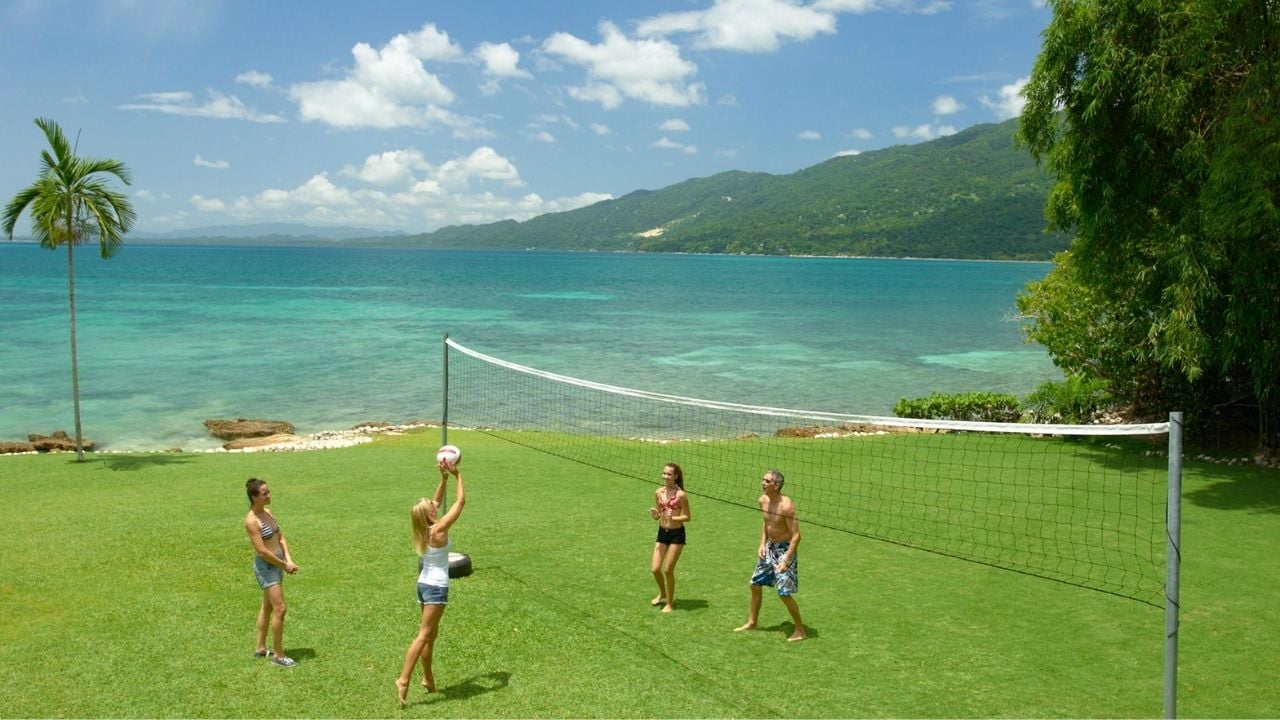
418, 538, 451, 587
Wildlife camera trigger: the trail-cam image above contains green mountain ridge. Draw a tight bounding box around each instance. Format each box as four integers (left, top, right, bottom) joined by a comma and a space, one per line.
409, 117, 1066, 260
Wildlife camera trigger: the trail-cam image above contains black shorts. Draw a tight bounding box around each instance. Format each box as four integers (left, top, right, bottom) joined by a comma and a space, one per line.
656, 525, 686, 546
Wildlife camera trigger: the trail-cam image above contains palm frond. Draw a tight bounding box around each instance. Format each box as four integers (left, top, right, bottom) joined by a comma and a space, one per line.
34, 117, 72, 165
2, 184, 41, 238
8, 118, 137, 252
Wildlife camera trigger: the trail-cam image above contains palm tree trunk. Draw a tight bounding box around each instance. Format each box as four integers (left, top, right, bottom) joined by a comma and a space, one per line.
66, 242, 85, 462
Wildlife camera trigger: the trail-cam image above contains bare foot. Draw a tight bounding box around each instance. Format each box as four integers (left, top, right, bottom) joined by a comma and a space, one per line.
661, 603, 674, 614
733, 622, 756, 632
395, 678, 409, 706
421, 675, 436, 693
787, 630, 806, 642
650, 596, 666, 606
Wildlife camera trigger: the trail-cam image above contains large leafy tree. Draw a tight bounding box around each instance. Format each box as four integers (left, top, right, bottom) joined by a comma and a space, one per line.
1019, 0, 1280, 452
3, 118, 136, 462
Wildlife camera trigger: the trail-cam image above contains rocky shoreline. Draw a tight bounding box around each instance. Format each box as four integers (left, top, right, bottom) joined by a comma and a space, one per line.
0, 419, 438, 456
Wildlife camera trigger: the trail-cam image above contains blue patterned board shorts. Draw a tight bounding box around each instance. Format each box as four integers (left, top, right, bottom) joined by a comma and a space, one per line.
253, 550, 285, 589
750, 541, 798, 597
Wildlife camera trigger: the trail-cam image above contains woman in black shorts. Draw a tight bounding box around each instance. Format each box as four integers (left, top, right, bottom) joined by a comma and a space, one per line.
648, 462, 691, 613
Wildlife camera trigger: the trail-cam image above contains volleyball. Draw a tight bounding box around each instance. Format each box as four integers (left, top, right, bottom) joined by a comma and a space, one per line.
436, 444, 462, 465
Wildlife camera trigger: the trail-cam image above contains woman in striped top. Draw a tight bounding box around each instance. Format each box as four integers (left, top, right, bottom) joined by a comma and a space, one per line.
244, 478, 299, 667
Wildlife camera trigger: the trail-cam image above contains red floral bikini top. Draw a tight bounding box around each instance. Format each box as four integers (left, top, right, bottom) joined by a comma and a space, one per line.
658, 490, 680, 512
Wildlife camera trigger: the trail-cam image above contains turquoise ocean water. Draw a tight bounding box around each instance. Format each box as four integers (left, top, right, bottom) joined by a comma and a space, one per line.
0, 243, 1059, 451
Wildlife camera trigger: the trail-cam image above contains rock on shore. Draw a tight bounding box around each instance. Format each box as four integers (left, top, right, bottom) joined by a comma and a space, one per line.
219, 421, 435, 452
203, 418, 295, 440
28, 430, 95, 452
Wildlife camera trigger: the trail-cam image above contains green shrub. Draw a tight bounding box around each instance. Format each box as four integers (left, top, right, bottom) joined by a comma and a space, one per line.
894, 391, 1023, 422
1022, 376, 1114, 424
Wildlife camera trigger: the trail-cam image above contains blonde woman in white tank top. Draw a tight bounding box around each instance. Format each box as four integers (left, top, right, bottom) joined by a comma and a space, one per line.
396, 457, 465, 705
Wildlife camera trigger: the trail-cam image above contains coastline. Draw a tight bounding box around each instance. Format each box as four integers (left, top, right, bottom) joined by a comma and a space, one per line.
0, 421, 438, 457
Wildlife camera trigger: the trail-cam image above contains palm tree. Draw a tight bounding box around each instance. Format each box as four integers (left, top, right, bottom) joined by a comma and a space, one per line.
3, 118, 136, 462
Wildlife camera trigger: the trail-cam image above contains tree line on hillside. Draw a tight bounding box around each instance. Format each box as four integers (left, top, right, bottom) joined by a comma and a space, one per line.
410, 118, 1068, 260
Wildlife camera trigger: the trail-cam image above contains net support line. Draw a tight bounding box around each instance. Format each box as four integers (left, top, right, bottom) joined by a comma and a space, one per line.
446, 338, 1170, 437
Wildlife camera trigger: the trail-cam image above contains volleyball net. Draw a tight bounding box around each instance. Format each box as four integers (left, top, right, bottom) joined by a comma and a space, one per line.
443, 338, 1176, 607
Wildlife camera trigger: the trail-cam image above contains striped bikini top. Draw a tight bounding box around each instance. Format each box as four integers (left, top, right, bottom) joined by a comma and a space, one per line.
257, 512, 280, 540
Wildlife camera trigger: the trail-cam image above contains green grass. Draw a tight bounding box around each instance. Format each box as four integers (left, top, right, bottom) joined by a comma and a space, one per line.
0, 428, 1277, 717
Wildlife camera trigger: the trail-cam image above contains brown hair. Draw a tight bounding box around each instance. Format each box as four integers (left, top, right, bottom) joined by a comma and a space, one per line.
665, 462, 685, 490
245, 478, 267, 506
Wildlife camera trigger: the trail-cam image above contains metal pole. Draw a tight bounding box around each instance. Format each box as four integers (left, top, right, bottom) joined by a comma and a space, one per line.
440, 333, 450, 509
442, 333, 450, 447
1163, 411, 1183, 719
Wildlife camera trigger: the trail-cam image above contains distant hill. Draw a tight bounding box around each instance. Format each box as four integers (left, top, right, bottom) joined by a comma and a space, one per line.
55, 118, 1064, 260
131, 222, 405, 243
405, 117, 1066, 260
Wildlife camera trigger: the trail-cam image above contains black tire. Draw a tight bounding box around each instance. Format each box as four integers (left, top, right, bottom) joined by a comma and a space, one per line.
448, 551, 473, 578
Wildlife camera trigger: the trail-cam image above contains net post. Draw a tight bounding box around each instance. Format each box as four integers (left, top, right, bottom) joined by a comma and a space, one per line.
1163, 411, 1183, 719
442, 334, 450, 447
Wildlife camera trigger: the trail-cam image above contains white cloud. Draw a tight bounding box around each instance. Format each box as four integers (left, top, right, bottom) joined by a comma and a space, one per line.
848, 127, 873, 139
659, 118, 691, 132
653, 137, 698, 154
590, 123, 611, 135
797, 129, 821, 140
717, 93, 739, 107
193, 154, 230, 169
474, 41, 532, 96
236, 70, 274, 88
474, 41, 531, 78
833, 149, 861, 157
932, 94, 964, 115
530, 129, 556, 143
119, 89, 286, 123
174, 144, 616, 233
137, 91, 191, 104
813, 0, 952, 13
342, 149, 431, 185
434, 146, 524, 190
891, 123, 957, 141
190, 194, 226, 211
541, 191, 613, 213
542, 21, 705, 109
289, 23, 473, 130
980, 76, 1028, 120
637, 0, 837, 53
134, 189, 155, 201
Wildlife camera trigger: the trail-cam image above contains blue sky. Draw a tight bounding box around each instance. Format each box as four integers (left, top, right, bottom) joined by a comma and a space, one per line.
1, 0, 1050, 235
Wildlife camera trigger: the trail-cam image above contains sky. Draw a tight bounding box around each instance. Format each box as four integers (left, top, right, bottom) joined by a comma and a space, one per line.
1, 0, 1052, 235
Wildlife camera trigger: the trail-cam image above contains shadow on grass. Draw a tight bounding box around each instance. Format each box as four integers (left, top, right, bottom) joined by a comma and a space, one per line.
669, 598, 710, 611
283, 647, 318, 661
408, 671, 511, 706
1184, 464, 1280, 514
93, 454, 197, 472
750, 621, 818, 640
1059, 438, 1280, 514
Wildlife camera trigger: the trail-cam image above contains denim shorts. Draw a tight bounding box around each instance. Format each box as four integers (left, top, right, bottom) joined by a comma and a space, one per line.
253, 551, 285, 589
417, 583, 449, 606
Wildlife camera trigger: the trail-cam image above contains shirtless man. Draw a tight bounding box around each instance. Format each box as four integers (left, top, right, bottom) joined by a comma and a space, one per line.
733, 468, 804, 642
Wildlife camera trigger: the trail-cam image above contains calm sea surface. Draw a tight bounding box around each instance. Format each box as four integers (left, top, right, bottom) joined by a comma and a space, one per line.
0, 243, 1059, 451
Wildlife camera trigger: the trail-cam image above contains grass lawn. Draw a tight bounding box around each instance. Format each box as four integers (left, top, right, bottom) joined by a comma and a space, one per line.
0, 428, 1276, 717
